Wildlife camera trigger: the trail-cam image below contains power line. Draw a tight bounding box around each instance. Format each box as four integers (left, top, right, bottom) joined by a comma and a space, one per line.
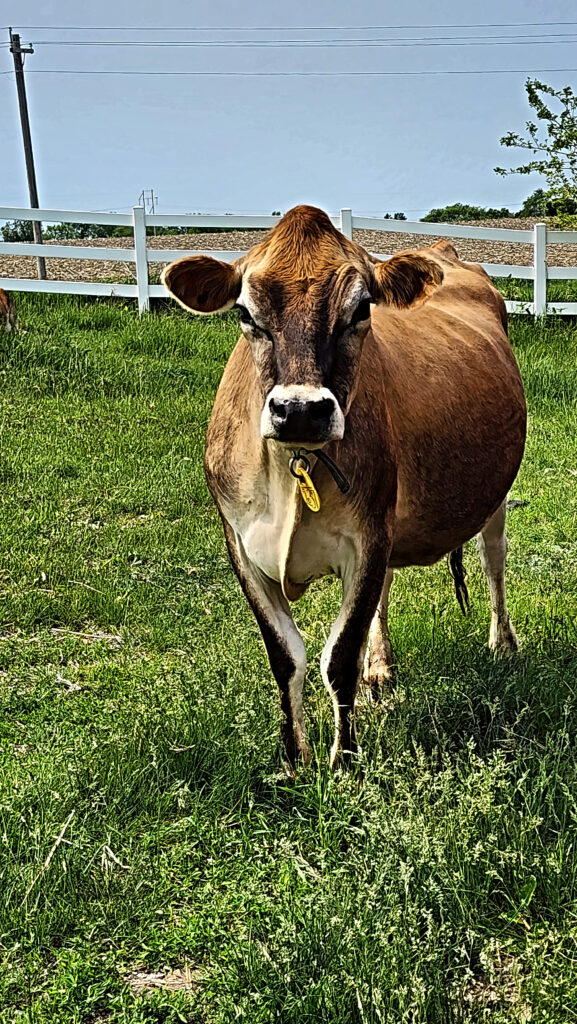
10, 31, 577, 41
9, 21, 577, 30
16, 67, 577, 77
89, 204, 140, 211
10, 36, 577, 48
9, 198, 526, 216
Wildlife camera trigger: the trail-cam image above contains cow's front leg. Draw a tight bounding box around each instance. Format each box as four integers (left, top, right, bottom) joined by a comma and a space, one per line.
223, 525, 309, 767
363, 568, 396, 697
321, 548, 389, 767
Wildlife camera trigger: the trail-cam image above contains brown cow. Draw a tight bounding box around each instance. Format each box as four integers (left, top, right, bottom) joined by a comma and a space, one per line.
163, 206, 526, 768
0, 289, 16, 332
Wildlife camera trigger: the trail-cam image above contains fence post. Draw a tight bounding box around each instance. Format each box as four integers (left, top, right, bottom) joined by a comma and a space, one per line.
340, 207, 353, 239
533, 222, 547, 316
132, 205, 149, 314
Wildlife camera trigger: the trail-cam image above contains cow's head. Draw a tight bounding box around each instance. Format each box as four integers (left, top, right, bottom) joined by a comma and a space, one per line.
163, 206, 443, 446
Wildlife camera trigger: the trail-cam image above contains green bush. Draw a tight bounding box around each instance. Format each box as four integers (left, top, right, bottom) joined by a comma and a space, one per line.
421, 202, 512, 222
1, 219, 34, 242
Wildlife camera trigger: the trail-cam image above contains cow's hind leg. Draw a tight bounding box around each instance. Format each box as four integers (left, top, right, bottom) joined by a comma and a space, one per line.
477, 500, 518, 653
321, 549, 389, 767
223, 526, 309, 766
363, 568, 396, 697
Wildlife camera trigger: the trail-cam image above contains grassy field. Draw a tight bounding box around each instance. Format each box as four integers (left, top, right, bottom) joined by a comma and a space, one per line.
497, 277, 577, 304
1, 295, 576, 1023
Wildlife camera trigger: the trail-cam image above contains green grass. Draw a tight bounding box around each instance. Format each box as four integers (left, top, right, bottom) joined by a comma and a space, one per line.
495, 277, 577, 304
1, 295, 576, 1023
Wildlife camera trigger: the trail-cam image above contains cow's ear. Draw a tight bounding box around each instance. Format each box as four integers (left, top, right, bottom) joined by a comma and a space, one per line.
371, 254, 443, 309
162, 255, 242, 314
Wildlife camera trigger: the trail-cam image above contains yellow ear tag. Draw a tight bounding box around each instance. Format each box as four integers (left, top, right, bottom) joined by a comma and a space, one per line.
293, 464, 321, 512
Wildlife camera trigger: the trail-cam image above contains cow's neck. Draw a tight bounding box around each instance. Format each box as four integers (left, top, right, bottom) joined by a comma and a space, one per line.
261, 441, 304, 599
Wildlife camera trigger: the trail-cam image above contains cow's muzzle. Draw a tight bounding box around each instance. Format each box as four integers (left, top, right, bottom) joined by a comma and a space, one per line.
261, 385, 345, 444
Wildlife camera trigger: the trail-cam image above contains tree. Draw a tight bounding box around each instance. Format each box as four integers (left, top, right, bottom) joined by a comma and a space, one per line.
43, 222, 118, 240
383, 212, 407, 220
515, 188, 549, 217
514, 188, 577, 218
495, 79, 577, 217
1, 220, 34, 242
421, 202, 511, 222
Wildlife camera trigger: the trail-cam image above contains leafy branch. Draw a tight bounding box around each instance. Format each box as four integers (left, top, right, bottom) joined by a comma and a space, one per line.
495, 79, 577, 220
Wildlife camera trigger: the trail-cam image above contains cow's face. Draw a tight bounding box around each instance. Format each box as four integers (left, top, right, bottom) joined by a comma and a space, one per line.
163, 206, 442, 446
236, 262, 372, 445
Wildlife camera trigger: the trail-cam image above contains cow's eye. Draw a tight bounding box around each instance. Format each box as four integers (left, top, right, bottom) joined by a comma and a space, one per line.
235, 304, 272, 340
349, 298, 372, 327
235, 304, 257, 328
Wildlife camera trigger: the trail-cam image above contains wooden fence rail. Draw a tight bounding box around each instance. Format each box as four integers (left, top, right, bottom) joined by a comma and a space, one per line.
1, 205, 576, 316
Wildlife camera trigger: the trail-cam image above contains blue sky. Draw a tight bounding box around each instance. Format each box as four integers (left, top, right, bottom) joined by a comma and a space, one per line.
1, 0, 576, 219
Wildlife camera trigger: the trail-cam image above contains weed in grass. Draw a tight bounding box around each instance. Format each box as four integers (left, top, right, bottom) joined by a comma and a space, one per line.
0, 295, 576, 1022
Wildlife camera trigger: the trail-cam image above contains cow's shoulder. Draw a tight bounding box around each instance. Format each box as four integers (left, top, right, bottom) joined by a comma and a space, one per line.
204, 337, 261, 496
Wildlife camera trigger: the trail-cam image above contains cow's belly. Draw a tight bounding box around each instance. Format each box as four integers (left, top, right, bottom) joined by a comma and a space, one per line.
389, 508, 494, 568
388, 467, 515, 567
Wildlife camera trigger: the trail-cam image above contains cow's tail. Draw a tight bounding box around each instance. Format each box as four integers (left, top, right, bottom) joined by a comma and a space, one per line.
449, 547, 470, 615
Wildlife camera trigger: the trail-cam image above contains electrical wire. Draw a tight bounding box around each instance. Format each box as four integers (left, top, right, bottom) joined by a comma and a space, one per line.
9, 31, 577, 42
9, 21, 577, 30
15, 68, 577, 77
9, 37, 577, 49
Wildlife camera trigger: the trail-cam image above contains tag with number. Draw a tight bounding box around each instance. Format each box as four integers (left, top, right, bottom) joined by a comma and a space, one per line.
294, 465, 321, 512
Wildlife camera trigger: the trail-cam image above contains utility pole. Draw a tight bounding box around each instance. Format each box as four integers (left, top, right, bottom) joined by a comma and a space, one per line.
139, 189, 158, 234
9, 29, 46, 280
139, 189, 158, 214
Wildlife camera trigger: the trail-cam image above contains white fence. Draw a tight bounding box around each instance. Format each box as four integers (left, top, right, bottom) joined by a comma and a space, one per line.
1, 205, 577, 316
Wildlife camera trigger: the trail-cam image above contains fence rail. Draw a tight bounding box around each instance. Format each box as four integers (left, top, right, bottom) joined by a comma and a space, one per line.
1, 205, 576, 316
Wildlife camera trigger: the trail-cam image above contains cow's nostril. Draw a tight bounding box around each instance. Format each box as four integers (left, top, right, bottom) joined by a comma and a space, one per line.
263, 390, 342, 442
310, 398, 335, 422
269, 398, 288, 421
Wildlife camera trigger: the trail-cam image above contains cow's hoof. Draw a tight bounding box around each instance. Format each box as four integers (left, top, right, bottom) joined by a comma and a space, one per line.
489, 619, 519, 655
329, 728, 359, 769
362, 661, 396, 701
363, 635, 396, 699
330, 746, 362, 774
282, 734, 311, 774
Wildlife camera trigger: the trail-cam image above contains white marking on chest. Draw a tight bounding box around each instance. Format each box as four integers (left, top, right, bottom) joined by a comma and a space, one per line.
240, 469, 298, 583
223, 447, 355, 592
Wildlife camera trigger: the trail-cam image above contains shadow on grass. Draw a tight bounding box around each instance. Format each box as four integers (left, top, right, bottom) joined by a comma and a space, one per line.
358, 629, 577, 761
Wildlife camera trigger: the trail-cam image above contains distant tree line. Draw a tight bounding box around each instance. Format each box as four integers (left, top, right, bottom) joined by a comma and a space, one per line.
3, 185, 577, 244
420, 202, 511, 222
0, 220, 261, 242
0, 221, 187, 242
419, 190, 577, 222
380, 188, 577, 223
